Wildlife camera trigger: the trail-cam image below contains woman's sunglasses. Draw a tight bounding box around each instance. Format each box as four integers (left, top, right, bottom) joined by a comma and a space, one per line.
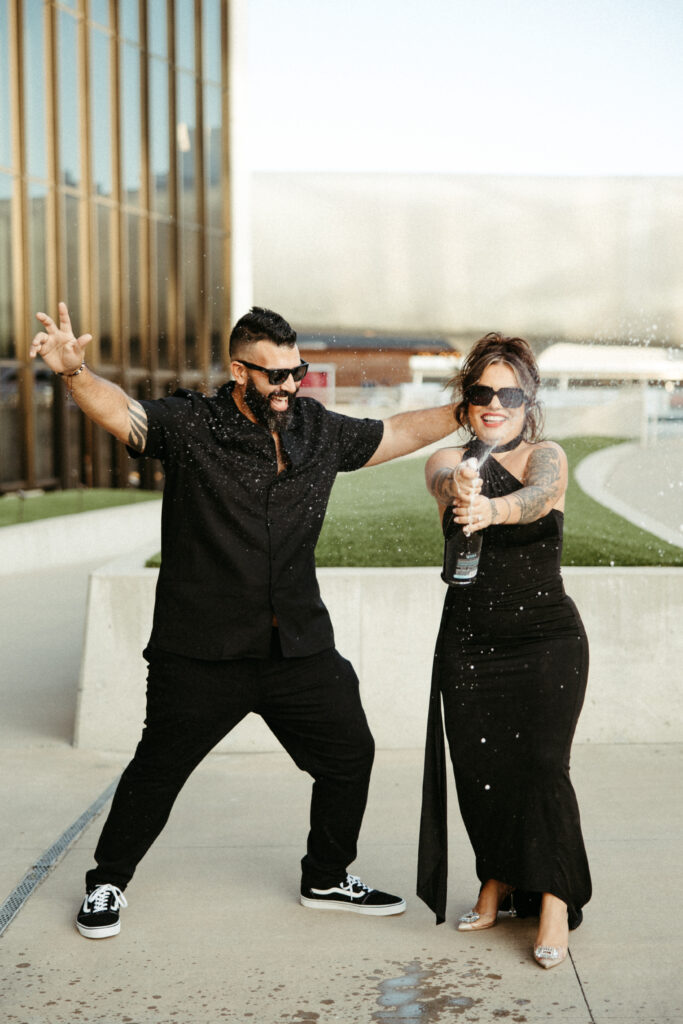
465, 385, 527, 409
236, 359, 309, 386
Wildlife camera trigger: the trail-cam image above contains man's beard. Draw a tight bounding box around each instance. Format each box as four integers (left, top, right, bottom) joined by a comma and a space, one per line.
244, 376, 297, 432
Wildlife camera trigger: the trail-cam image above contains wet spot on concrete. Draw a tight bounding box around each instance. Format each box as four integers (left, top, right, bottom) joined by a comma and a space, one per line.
372, 960, 487, 1021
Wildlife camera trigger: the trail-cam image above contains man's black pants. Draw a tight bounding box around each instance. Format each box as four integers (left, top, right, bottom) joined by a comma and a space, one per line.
86, 636, 375, 892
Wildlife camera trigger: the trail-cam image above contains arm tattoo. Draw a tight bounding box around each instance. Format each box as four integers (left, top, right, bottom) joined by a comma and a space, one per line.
490, 496, 512, 524
430, 467, 457, 503
512, 488, 547, 523
513, 446, 563, 523
127, 399, 148, 452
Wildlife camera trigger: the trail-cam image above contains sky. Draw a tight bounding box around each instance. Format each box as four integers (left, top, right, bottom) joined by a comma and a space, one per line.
247, 0, 683, 176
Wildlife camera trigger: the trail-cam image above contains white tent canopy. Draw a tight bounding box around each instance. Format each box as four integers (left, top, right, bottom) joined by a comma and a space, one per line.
409, 344, 683, 386
538, 343, 683, 384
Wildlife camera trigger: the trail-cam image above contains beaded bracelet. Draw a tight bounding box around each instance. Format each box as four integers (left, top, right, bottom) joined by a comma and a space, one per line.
59, 362, 86, 378
58, 362, 86, 394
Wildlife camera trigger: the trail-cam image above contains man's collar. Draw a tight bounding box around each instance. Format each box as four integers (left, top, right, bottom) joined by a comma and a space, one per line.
215, 381, 303, 462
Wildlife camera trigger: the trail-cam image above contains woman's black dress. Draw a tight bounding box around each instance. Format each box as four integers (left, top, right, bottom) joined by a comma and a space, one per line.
417, 443, 592, 927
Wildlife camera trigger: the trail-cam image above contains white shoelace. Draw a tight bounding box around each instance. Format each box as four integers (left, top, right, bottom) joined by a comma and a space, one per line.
341, 874, 372, 895
86, 884, 128, 913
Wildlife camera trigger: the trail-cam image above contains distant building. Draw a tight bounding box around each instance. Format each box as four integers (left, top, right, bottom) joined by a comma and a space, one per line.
298, 330, 456, 389
0, 0, 244, 493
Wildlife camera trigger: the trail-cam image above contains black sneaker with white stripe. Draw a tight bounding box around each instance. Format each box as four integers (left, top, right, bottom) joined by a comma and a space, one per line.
300, 873, 406, 915
76, 883, 128, 938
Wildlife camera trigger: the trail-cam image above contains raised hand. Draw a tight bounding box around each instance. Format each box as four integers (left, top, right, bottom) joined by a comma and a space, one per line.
30, 302, 92, 376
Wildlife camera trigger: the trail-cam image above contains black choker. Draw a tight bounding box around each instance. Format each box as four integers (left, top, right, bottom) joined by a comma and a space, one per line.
465, 432, 524, 459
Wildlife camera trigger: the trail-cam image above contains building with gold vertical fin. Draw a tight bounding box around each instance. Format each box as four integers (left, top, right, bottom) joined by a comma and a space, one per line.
0, 0, 246, 492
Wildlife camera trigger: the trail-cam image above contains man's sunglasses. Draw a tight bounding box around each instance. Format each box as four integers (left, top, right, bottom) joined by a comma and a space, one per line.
465, 385, 527, 409
236, 359, 309, 386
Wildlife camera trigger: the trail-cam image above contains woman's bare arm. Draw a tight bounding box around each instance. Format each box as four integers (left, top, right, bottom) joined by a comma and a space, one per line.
452, 442, 568, 533
425, 448, 483, 522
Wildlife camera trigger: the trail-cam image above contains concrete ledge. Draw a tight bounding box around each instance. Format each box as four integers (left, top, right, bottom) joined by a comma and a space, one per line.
75, 561, 683, 751
0, 502, 162, 576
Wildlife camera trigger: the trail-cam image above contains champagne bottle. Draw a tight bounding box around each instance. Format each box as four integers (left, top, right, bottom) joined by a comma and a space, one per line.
441, 518, 482, 586
440, 451, 492, 587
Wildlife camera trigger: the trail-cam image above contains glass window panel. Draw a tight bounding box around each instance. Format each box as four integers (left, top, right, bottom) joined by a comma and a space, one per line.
61, 0, 78, 9
66, 399, 84, 488
155, 220, 171, 368
121, 43, 142, 205
23, 0, 47, 178
62, 193, 81, 324
203, 82, 222, 214
33, 368, 57, 482
202, 0, 221, 83
148, 1, 167, 58
208, 231, 224, 367
126, 212, 142, 366
90, 0, 110, 28
90, 29, 113, 196
0, 0, 12, 169
0, 371, 21, 483
58, 12, 81, 188
175, 0, 195, 71
149, 57, 170, 214
177, 71, 197, 223
181, 225, 198, 367
95, 203, 114, 362
0, 172, 14, 358
119, 0, 139, 44
27, 184, 49, 317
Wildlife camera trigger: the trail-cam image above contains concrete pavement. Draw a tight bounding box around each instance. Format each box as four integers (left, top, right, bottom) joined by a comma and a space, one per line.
1, 438, 682, 1023
575, 437, 683, 547
2, 743, 682, 1023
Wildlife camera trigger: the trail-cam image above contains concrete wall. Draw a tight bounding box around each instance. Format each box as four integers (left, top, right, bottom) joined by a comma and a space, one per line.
75, 558, 683, 752
0, 502, 161, 576
252, 173, 683, 343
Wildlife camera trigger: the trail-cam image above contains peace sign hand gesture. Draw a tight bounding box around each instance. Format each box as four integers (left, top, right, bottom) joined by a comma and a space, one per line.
30, 302, 92, 376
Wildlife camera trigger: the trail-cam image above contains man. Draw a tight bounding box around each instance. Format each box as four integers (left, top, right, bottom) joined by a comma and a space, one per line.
31, 303, 456, 939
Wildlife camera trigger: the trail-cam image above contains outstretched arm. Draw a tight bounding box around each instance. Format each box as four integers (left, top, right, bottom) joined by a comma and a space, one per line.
452, 442, 568, 533
364, 404, 456, 467
31, 302, 148, 451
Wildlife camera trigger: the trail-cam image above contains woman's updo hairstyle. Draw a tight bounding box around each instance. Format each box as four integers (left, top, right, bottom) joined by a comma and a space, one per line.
449, 332, 545, 442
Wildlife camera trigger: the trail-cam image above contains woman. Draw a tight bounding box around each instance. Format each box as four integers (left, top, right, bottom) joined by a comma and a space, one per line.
417, 332, 591, 970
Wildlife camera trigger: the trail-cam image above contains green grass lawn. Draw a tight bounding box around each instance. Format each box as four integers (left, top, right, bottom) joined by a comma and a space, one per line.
4, 437, 681, 568
0, 487, 160, 527
314, 436, 683, 568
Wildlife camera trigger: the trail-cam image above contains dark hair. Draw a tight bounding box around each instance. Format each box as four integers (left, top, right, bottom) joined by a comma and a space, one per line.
450, 332, 544, 442
229, 306, 297, 357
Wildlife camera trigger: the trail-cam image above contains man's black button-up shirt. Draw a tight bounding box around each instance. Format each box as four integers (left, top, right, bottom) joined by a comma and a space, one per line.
134, 381, 384, 659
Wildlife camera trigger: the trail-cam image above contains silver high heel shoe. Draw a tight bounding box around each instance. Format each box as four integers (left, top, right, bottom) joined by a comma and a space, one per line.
457, 886, 516, 932
533, 944, 568, 969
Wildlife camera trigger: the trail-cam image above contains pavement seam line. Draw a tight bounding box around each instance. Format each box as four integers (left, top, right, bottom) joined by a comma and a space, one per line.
569, 949, 597, 1023
0, 775, 120, 938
